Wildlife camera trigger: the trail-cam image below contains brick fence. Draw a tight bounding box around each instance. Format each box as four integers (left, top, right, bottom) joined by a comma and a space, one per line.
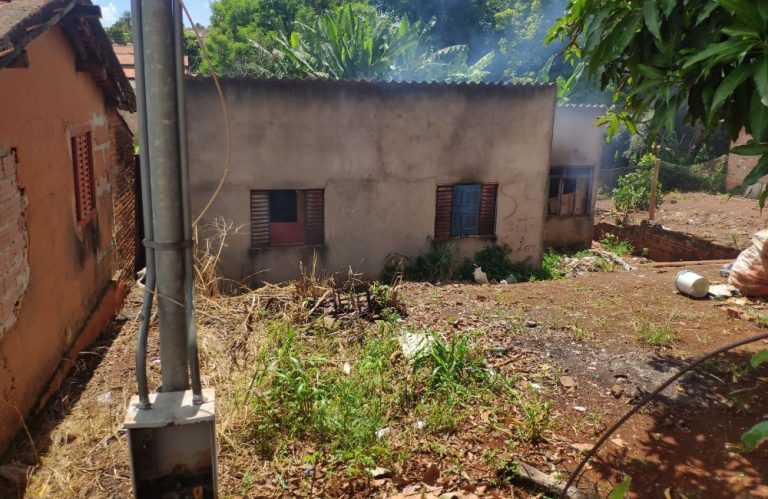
594, 221, 741, 262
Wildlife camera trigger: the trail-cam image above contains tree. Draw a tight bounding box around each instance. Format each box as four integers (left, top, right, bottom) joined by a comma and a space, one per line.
105, 10, 132, 45
548, 0, 768, 203
255, 4, 494, 81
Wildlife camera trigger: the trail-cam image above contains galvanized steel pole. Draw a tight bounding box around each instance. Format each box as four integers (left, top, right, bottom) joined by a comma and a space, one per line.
141, 0, 189, 392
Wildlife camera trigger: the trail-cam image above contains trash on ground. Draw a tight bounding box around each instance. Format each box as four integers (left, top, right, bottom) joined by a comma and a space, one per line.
708, 284, 737, 300
399, 331, 432, 359
720, 262, 734, 277
675, 270, 709, 298
473, 267, 489, 284
730, 230, 768, 296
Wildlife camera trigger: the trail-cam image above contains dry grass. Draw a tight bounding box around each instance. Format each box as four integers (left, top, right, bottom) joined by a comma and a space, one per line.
12, 221, 408, 497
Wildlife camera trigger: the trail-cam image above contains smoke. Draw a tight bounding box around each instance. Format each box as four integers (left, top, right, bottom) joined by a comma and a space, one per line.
96, 1, 118, 27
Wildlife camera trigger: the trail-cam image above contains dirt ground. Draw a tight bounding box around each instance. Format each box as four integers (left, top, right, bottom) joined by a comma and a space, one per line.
596, 192, 768, 250
1, 264, 767, 498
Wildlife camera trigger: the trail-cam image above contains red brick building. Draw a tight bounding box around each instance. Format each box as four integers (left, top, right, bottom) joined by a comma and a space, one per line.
0, 0, 137, 453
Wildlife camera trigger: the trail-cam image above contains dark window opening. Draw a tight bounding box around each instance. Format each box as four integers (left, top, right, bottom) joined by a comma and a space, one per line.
269, 190, 298, 223
548, 166, 593, 217
251, 189, 325, 248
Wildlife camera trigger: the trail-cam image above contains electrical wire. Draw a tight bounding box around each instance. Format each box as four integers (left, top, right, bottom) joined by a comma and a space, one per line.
560, 331, 768, 498
180, 0, 232, 228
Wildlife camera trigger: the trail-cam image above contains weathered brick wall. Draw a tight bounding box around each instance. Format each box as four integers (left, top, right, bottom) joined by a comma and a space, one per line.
594, 221, 740, 262
109, 109, 138, 281
0, 149, 30, 337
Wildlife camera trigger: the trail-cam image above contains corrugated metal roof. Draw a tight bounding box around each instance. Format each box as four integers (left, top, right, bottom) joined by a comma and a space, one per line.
188, 74, 555, 90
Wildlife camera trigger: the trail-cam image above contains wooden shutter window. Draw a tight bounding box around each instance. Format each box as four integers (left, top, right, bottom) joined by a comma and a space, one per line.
478, 182, 498, 236
72, 132, 95, 222
250, 190, 270, 248
304, 189, 325, 245
434, 185, 453, 242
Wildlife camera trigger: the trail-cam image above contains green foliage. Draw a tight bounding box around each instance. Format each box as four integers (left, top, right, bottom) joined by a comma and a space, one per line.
403, 239, 453, 283
540, 248, 565, 280
105, 11, 132, 45
412, 334, 487, 392
515, 384, 553, 441
613, 154, 664, 213
742, 421, 768, 451
474, 244, 516, 282
598, 234, 635, 257
548, 0, 768, 205
254, 5, 495, 81
750, 350, 768, 368
608, 476, 633, 499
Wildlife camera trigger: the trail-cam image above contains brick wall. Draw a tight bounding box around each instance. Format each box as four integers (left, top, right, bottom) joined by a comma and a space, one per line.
0, 149, 30, 337
594, 221, 740, 262
108, 109, 139, 280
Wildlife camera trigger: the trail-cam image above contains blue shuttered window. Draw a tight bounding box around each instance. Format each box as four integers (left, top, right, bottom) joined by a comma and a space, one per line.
451, 184, 481, 236
435, 183, 497, 241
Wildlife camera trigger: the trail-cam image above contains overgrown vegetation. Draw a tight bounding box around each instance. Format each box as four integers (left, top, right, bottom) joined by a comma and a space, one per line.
598, 234, 635, 258
613, 154, 665, 213
246, 318, 529, 476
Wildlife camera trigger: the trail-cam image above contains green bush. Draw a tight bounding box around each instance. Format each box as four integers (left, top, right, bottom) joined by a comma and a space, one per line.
613, 153, 664, 212
402, 239, 453, 283
598, 234, 635, 257
474, 244, 516, 282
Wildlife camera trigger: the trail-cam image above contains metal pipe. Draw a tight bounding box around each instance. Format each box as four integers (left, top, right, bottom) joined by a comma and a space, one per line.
130, 0, 153, 409
174, 0, 203, 403
141, 0, 189, 392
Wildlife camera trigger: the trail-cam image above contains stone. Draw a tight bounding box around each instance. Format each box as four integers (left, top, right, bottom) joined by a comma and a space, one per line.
559, 376, 577, 388
525, 320, 538, 328
610, 384, 624, 398
370, 467, 392, 479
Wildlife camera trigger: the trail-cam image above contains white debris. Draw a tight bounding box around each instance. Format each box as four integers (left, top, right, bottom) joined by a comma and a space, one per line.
474, 267, 489, 284
399, 331, 432, 359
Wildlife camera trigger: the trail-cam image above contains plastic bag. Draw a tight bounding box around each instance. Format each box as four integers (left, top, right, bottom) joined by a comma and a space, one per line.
729, 230, 768, 296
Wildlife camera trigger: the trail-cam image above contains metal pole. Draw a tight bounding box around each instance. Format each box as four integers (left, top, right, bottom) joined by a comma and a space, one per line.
141, 0, 189, 392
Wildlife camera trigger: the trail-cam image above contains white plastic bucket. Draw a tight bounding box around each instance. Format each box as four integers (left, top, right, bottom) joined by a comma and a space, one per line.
675, 270, 709, 298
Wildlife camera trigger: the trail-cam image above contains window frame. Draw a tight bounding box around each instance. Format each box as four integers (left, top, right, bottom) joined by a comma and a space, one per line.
250, 188, 325, 250
548, 166, 594, 218
71, 130, 96, 224
434, 182, 498, 242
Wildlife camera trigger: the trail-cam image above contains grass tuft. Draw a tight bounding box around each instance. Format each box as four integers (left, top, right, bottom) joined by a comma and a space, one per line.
634, 317, 679, 347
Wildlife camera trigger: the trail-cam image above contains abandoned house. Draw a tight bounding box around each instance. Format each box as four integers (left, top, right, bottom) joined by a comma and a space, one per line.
0, 0, 137, 452
187, 78, 603, 284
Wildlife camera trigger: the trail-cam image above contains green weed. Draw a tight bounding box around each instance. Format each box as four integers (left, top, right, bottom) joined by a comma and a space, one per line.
515, 385, 553, 441
634, 317, 679, 347
599, 234, 635, 257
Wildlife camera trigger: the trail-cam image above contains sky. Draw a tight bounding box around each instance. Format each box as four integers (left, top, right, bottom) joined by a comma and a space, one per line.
94, 1, 213, 27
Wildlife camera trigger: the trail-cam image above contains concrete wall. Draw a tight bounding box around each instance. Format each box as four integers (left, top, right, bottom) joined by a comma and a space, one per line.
544, 105, 604, 249
186, 78, 556, 284
0, 27, 134, 452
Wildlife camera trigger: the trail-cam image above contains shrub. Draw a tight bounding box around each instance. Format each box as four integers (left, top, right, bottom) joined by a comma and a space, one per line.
613, 153, 664, 212
402, 239, 453, 283
474, 244, 516, 281
598, 234, 635, 257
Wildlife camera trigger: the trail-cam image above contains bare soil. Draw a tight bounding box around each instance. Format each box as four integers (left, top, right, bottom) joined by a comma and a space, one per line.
2, 264, 767, 498
597, 192, 768, 250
